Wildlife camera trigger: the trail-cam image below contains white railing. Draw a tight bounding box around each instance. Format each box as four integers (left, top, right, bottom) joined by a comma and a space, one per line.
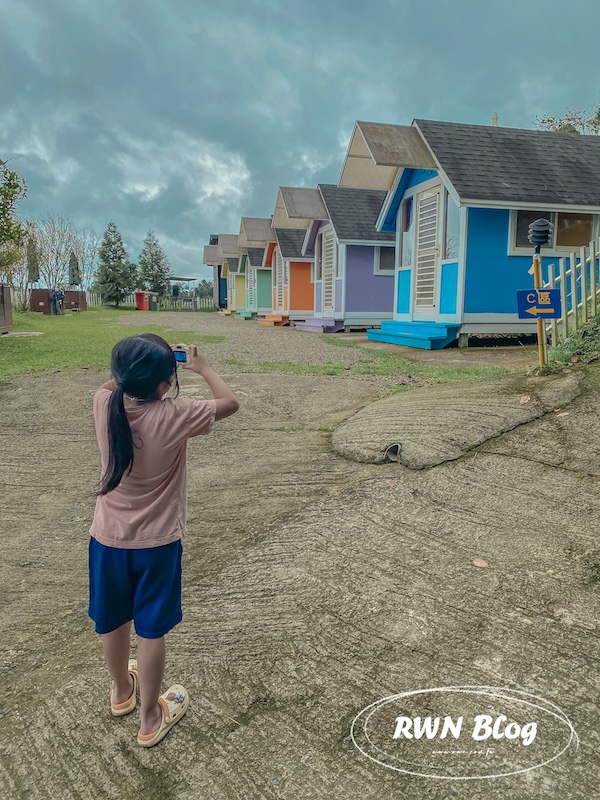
543, 239, 600, 345
87, 292, 136, 306
87, 292, 214, 310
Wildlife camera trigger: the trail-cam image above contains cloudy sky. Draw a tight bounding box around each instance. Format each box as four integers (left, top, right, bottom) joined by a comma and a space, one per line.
2, 0, 599, 279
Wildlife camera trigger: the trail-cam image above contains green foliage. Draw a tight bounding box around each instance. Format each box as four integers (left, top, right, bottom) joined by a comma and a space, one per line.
537, 107, 600, 135
0, 159, 27, 249
194, 279, 214, 299
0, 306, 225, 379
545, 314, 600, 372
138, 231, 171, 297
94, 222, 138, 305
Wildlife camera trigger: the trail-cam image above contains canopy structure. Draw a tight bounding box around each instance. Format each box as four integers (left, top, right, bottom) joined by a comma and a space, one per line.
272, 187, 328, 229
238, 217, 275, 248
202, 244, 220, 266
338, 121, 436, 189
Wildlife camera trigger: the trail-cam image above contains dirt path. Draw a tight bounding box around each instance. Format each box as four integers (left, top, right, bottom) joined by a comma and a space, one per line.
0, 338, 598, 798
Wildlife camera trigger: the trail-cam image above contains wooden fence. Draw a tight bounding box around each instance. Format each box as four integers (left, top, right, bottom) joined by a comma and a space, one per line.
543, 239, 600, 346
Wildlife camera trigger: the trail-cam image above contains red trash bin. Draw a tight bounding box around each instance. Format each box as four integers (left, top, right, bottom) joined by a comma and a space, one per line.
135, 291, 150, 311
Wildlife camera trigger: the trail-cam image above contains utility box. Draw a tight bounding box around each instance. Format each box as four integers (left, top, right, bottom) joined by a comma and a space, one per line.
64, 290, 87, 311
135, 291, 150, 311
0, 284, 13, 334
30, 288, 52, 314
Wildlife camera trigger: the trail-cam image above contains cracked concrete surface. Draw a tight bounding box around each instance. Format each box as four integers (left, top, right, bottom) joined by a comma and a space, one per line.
0, 363, 599, 799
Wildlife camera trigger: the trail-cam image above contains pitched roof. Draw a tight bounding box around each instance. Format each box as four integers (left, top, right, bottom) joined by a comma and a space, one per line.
239, 217, 275, 247
415, 119, 600, 207
272, 187, 328, 228
225, 257, 239, 273
318, 184, 395, 242
247, 247, 265, 267
203, 244, 219, 265
216, 234, 241, 258
274, 228, 309, 259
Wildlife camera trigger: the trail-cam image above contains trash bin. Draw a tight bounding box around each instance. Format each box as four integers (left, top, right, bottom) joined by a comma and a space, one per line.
135, 291, 150, 311
149, 293, 159, 311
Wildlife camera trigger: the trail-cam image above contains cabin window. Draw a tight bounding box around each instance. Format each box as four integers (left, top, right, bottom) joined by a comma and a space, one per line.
443, 192, 460, 260
513, 210, 595, 250
375, 246, 396, 273
400, 198, 414, 267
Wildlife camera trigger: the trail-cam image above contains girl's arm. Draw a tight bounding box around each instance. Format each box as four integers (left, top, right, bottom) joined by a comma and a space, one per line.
98, 379, 117, 392
183, 346, 239, 421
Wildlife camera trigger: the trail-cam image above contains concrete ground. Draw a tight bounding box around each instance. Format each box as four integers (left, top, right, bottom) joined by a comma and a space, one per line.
0, 315, 597, 799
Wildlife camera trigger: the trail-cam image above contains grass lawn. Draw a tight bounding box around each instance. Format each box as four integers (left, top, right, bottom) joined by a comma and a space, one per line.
0, 306, 224, 380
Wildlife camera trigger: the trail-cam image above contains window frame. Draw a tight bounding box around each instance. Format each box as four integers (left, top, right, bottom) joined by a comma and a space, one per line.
374, 245, 396, 275
508, 209, 597, 256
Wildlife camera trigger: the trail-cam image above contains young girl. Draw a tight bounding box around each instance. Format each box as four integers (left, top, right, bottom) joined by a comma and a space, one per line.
89, 333, 239, 747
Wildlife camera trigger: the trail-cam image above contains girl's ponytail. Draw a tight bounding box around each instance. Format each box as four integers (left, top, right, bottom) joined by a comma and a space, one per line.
97, 384, 135, 496
96, 333, 177, 495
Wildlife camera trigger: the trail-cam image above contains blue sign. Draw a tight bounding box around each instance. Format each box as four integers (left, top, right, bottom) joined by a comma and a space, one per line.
517, 289, 561, 320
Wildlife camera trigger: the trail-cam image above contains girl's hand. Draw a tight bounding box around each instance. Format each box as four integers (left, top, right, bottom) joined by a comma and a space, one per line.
183, 345, 211, 374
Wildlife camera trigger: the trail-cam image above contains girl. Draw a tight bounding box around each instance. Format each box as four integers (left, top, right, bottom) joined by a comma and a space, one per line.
89, 333, 239, 747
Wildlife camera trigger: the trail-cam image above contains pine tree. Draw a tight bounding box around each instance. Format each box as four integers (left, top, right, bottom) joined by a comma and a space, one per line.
138, 231, 171, 297
94, 222, 138, 305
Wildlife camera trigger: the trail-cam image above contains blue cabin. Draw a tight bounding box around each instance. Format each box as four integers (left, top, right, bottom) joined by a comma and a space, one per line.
340, 120, 600, 348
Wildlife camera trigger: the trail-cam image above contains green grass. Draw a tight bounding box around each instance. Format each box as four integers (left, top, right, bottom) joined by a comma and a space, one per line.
318, 335, 516, 383
0, 306, 225, 379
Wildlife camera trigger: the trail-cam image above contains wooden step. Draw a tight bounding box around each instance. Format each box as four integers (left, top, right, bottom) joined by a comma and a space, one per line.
258, 314, 289, 327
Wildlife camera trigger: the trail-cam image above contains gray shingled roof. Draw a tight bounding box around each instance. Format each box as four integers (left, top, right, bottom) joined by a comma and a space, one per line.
415, 119, 600, 207
247, 247, 265, 267
274, 229, 309, 259
226, 257, 239, 273
318, 184, 395, 242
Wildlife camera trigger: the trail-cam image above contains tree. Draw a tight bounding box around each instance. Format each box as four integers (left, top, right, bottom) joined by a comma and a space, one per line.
32, 211, 77, 288
0, 159, 27, 251
71, 225, 100, 290
537, 106, 600, 135
194, 279, 214, 299
138, 231, 171, 297
0, 224, 38, 311
94, 222, 138, 306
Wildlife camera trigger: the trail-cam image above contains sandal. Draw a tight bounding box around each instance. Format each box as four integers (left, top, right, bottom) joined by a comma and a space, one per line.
137, 684, 189, 747
110, 659, 139, 717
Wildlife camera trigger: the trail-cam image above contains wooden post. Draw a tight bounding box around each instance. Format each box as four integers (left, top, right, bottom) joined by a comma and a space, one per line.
533, 253, 546, 367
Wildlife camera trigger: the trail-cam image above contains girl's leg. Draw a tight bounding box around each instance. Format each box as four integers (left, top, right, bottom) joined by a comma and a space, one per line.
101, 620, 134, 704
137, 635, 165, 735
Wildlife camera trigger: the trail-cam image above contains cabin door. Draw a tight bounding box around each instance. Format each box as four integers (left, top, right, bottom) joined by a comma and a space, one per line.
322, 230, 336, 315
247, 266, 255, 310
414, 188, 441, 311
274, 248, 285, 312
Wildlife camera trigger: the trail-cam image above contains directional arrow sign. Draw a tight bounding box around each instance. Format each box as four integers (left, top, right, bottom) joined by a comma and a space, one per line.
517, 289, 562, 320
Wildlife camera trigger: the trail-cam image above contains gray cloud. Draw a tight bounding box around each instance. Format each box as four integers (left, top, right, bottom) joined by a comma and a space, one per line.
2, 0, 600, 278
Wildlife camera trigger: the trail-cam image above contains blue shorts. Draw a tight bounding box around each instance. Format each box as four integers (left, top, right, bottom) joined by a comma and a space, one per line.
88, 537, 183, 638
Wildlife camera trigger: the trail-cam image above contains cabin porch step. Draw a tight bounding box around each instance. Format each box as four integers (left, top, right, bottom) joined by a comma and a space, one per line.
368, 321, 461, 350
257, 314, 290, 327
294, 317, 344, 333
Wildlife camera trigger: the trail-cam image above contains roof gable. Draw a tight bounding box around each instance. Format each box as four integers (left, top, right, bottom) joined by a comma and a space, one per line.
339, 121, 436, 189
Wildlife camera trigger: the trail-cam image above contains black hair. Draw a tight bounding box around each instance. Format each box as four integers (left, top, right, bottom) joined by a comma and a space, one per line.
97, 333, 179, 495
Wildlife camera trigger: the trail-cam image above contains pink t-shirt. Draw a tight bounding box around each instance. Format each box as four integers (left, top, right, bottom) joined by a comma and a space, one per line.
90, 387, 216, 549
